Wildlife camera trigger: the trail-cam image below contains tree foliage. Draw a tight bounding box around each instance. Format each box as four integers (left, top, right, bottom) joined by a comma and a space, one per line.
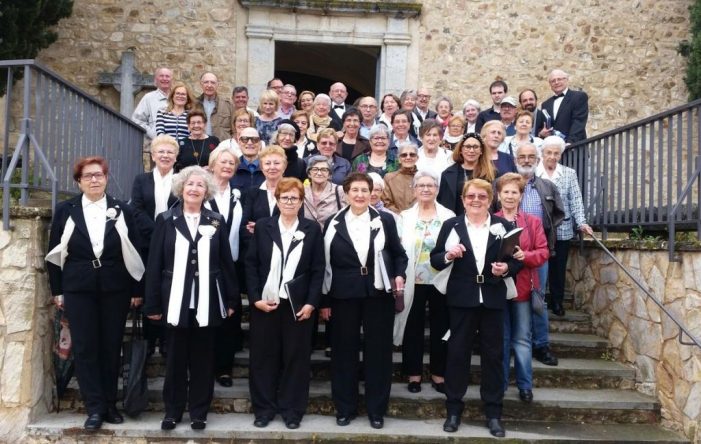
0, 0, 74, 95
680, 0, 701, 100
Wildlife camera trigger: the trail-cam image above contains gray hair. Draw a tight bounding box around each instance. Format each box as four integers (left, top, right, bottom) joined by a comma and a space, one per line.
368, 124, 390, 140
462, 99, 481, 113
314, 93, 331, 106
513, 142, 540, 159
436, 96, 453, 111
208, 145, 240, 169
398, 142, 419, 154
171, 166, 216, 201
541, 135, 566, 154
412, 170, 439, 188
367, 172, 385, 190
306, 155, 333, 174
400, 89, 418, 103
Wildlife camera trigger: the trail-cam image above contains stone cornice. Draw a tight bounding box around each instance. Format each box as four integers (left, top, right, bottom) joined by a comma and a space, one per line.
238, 0, 421, 18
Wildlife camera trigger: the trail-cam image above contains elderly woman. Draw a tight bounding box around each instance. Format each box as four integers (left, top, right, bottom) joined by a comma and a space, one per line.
203, 146, 245, 388
231, 127, 265, 192
337, 108, 370, 161
297, 90, 316, 114
320, 172, 408, 430
437, 133, 496, 215
47, 157, 145, 430
382, 143, 419, 213
378, 93, 401, 129
494, 173, 549, 404
255, 89, 283, 144
307, 93, 341, 142
175, 109, 220, 171
145, 166, 239, 431
462, 99, 480, 134
389, 109, 421, 157
500, 110, 544, 156
399, 89, 421, 137
430, 178, 521, 437
435, 96, 454, 129
536, 136, 593, 316
292, 110, 317, 159
156, 81, 197, 140
352, 125, 399, 178
368, 172, 398, 220
314, 127, 352, 185
216, 108, 255, 157
481, 120, 517, 176
271, 120, 307, 182
443, 114, 466, 151
416, 119, 453, 180
304, 155, 347, 228
394, 171, 455, 394
246, 178, 325, 430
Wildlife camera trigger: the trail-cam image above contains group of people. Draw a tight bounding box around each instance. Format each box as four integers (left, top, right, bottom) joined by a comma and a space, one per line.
46, 67, 594, 438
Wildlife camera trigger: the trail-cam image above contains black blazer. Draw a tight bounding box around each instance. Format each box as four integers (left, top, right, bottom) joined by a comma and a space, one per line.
245, 216, 325, 308
143, 206, 240, 328
330, 104, 348, 128
429, 215, 521, 310
129, 171, 179, 241
323, 206, 408, 301
533, 109, 547, 138
208, 191, 242, 240
47, 194, 143, 296
541, 89, 589, 144
414, 108, 437, 123
437, 163, 467, 215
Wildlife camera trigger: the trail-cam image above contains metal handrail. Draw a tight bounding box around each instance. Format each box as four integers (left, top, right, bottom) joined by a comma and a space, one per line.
587, 234, 701, 350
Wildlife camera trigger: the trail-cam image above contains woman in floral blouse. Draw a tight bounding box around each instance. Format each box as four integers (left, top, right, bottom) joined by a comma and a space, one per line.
352, 125, 398, 178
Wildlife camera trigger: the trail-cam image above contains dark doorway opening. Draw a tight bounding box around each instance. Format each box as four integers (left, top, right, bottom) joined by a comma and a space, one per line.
275, 41, 380, 105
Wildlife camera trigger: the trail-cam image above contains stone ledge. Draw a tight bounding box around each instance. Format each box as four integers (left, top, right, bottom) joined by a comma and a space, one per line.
239, 0, 422, 17
575, 238, 701, 252
0, 206, 52, 220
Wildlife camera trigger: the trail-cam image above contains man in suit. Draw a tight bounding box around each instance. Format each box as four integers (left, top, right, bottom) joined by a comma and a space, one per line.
329, 82, 349, 127
198, 72, 234, 142
519, 89, 547, 139
475, 80, 508, 133
540, 69, 589, 144
414, 87, 437, 124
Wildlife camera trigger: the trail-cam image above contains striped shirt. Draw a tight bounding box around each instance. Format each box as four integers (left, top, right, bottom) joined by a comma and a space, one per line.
156, 110, 190, 140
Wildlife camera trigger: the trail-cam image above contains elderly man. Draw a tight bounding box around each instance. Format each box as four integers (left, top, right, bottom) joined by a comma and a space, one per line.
514, 143, 565, 367
541, 69, 589, 144
414, 88, 437, 124
231, 127, 265, 192
277, 84, 297, 119
329, 82, 349, 127
475, 80, 508, 133
132, 67, 172, 140
357, 96, 379, 139
519, 89, 547, 139
198, 72, 234, 141
266, 78, 284, 95
499, 96, 518, 137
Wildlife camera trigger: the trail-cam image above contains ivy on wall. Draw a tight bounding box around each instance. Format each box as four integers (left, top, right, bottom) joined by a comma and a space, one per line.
679, 0, 701, 100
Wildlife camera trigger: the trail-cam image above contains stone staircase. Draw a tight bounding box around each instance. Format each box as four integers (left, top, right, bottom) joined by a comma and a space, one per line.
25, 296, 690, 443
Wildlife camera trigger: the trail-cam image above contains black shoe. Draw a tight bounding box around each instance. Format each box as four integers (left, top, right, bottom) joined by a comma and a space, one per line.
254, 417, 271, 428
336, 414, 356, 426
216, 374, 233, 387
519, 389, 533, 403
407, 381, 421, 393
487, 418, 505, 437
285, 419, 300, 429
84, 413, 103, 430
369, 415, 384, 429
191, 419, 206, 430
160, 417, 178, 430
325, 347, 332, 358
104, 406, 124, 424
533, 346, 559, 366
443, 414, 460, 433
551, 302, 565, 317
431, 380, 446, 394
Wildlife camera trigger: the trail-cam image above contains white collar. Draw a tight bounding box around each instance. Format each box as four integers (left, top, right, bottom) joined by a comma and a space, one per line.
82, 194, 107, 209
278, 217, 300, 235
465, 214, 490, 229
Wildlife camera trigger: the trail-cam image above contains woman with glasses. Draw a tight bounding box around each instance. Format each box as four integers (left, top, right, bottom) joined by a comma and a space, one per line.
315, 128, 352, 185
382, 143, 419, 213
216, 108, 256, 157
245, 177, 324, 430
337, 108, 370, 162
437, 133, 496, 215
156, 81, 198, 140
352, 125, 399, 178
303, 155, 347, 228
443, 115, 466, 152
175, 109, 220, 171
271, 120, 307, 182
394, 171, 454, 395
416, 119, 453, 181
500, 110, 544, 157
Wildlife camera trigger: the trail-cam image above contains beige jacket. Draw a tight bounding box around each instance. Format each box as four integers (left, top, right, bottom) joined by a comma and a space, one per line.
382, 167, 417, 214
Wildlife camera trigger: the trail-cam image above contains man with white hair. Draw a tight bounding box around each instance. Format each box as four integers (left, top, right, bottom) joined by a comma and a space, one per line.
329, 82, 349, 127
277, 84, 297, 119
132, 67, 172, 140
514, 143, 565, 367
541, 69, 589, 144
198, 72, 234, 142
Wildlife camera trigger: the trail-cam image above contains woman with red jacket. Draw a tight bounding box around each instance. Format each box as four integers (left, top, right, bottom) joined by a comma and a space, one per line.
494, 173, 549, 404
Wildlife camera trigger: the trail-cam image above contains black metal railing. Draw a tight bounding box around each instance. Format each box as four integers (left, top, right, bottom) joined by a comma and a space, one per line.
1, 59, 144, 229
563, 99, 701, 261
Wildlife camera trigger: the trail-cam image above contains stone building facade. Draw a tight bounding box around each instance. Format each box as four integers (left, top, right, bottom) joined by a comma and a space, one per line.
33, 0, 692, 136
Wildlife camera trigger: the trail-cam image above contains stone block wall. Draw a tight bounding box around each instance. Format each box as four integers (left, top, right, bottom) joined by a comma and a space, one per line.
0, 208, 54, 443
568, 242, 701, 442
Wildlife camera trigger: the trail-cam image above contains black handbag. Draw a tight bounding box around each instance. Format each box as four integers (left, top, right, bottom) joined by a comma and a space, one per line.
530, 270, 546, 315
122, 308, 149, 417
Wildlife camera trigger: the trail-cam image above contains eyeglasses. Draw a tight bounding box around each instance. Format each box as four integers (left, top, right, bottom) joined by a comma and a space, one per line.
462, 144, 481, 151
359, 104, 377, 109
278, 196, 300, 204
399, 152, 418, 158
80, 172, 106, 181
463, 193, 489, 201
310, 167, 330, 174
417, 94, 431, 99
240, 136, 260, 143
414, 183, 436, 189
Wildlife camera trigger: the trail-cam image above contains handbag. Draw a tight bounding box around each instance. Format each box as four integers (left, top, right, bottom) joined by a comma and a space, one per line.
530, 270, 546, 315
122, 308, 149, 417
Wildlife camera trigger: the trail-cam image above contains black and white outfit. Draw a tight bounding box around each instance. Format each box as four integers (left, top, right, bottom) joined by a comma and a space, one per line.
541, 89, 589, 144
46, 195, 145, 418
429, 215, 521, 423
205, 186, 244, 381
144, 206, 240, 423
322, 206, 408, 422
245, 215, 325, 425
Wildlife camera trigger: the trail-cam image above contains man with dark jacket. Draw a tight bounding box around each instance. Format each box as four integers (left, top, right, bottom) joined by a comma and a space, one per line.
540, 69, 589, 144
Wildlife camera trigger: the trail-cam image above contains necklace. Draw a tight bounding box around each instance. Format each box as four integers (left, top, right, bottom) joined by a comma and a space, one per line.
190, 138, 206, 165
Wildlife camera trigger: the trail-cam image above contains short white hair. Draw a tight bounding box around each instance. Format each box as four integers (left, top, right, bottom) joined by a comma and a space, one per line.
171, 166, 216, 201
208, 145, 240, 169
412, 170, 439, 188
513, 142, 540, 159
368, 172, 385, 190
541, 135, 566, 154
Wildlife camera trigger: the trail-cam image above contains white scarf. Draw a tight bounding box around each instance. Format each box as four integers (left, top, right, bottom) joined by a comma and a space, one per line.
433, 225, 460, 295
261, 231, 304, 304
46, 213, 145, 281
152, 169, 173, 218
204, 194, 243, 261
323, 207, 386, 295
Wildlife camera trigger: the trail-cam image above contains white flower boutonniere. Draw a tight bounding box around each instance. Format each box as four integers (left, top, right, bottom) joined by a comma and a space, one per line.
198, 225, 217, 239
231, 188, 241, 202
106, 207, 119, 221
292, 230, 305, 241
369, 217, 382, 231
489, 222, 507, 238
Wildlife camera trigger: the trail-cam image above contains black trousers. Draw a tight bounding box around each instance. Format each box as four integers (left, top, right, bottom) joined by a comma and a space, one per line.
548, 239, 571, 306
402, 284, 448, 377
214, 309, 242, 376
63, 290, 130, 415
330, 295, 394, 418
163, 313, 215, 421
444, 305, 504, 419
248, 298, 313, 422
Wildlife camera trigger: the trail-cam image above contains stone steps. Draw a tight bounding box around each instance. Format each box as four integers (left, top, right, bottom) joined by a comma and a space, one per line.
60, 378, 659, 424
26, 412, 690, 443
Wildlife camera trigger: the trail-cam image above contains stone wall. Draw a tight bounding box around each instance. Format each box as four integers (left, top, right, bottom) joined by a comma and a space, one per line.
0, 208, 54, 443
568, 242, 701, 442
